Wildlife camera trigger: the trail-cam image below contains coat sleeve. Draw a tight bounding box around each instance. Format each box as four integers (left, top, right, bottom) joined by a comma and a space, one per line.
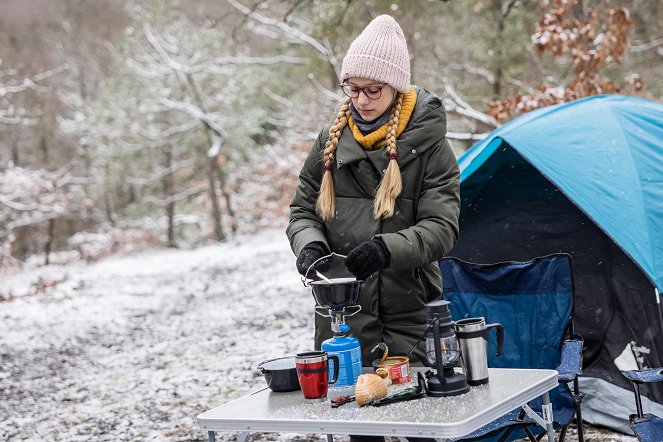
286, 129, 331, 256
375, 138, 460, 270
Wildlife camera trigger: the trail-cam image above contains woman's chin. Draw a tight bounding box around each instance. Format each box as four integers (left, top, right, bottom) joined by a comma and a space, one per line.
358, 111, 376, 121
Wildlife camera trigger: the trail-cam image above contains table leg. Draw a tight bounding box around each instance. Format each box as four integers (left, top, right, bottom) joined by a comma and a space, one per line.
207, 431, 215, 442
542, 392, 555, 442
237, 432, 250, 442
326, 434, 334, 442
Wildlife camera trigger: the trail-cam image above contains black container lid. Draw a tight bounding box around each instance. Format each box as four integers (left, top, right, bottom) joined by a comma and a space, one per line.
425, 300, 454, 330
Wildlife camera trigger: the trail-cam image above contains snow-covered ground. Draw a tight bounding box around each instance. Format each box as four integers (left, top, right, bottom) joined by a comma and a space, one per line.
0, 229, 318, 441
0, 230, 635, 441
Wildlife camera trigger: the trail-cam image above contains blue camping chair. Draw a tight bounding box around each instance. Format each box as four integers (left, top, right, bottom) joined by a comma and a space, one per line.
440, 253, 585, 442
621, 368, 663, 441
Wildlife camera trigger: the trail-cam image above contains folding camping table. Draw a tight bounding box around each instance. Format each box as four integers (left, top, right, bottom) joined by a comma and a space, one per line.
197, 368, 559, 442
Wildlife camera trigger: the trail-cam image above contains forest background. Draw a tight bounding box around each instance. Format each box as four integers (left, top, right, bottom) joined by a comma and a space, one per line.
1, 0, 662, 274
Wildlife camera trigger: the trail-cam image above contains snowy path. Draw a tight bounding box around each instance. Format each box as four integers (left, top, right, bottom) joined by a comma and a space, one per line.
0, 230, 323, 441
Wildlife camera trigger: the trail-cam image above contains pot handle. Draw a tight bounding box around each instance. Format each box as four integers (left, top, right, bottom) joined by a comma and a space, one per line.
255, 356, 296, 372
303, 252, 347, 286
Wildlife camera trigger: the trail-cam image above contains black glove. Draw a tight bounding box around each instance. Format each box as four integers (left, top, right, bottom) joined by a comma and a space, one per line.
344, 239, 390, 280
296, 242, 330, 276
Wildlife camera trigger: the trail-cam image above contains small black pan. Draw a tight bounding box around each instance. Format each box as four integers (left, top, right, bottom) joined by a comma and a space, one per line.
257, 356, 300, 392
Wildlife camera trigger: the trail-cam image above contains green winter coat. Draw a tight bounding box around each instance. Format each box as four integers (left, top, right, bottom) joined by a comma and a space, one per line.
287, 87, 460, 366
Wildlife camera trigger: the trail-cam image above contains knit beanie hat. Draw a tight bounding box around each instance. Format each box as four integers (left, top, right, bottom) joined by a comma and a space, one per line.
341, 15, 411, 94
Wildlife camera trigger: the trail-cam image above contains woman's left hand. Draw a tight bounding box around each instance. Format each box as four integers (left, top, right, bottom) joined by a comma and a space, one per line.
345, 239, 390, 280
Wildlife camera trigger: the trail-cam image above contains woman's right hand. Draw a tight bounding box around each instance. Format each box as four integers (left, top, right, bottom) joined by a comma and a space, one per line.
344, 239, 390, 280
296, 242, 329, 276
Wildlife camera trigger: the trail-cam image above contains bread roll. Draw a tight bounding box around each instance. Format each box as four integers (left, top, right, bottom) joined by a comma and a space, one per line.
355, 373, 388, 406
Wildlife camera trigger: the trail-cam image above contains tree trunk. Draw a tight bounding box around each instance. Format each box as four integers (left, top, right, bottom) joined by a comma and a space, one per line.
207, 158, 226, 241
103, 163, 117, 227
215, 163, 236, 236
45, 218, 55, 265
11, 146, 20, 165
10, 126, 20, 165
162, 147, 176, 247
39, 133, 48, 165
492, 0, 519, 99
493, 0, 506, 99
184, 72, 233, 240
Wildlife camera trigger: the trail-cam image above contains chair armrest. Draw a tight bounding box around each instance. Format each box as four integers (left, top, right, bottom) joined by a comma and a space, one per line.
622, 368, 663, 384
556, 338, 583, 382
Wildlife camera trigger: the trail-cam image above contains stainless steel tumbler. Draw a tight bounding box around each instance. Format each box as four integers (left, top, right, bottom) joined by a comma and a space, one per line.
455, 317, 504, 385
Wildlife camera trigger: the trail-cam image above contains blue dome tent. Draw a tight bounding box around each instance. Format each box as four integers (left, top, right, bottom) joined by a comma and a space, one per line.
450, 94, 663, 432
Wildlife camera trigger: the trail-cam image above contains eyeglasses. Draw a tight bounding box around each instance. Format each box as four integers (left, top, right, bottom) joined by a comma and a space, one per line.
339, 83, 387, 100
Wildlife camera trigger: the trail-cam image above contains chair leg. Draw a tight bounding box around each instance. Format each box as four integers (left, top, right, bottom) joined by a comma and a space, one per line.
558, 425, 567, 442
633, 383, 644, 419
496, 427, 517, 442
574, 403, 584, 442
524, 427, 538, 442
572, 378, 585, 442
495, 408, 529, 442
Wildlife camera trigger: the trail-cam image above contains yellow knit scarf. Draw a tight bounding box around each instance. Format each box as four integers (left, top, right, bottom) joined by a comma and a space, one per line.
347, 87, 417, 150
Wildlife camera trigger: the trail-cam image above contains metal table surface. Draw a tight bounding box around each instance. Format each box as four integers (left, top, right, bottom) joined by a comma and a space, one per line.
197, 368, 558, 441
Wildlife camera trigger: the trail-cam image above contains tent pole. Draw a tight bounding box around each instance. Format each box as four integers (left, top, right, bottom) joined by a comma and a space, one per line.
656, 288, 663, 340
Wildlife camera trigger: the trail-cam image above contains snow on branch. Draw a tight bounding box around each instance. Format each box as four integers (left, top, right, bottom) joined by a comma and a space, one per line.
158, 97, 227, 139
0, 107, 38, 126
262, 86, 294, 108
126, 158, 196, 186
630, 35, 663, 52
441, 78, 500, 128
448, 63, 496, 85
307, 73, 343, 102
143, 24, 189, 87
201, 54, 307, 68
143, 187, 206, 207
207, 135, 222, 158
136, 120, 201, 142
125, 58, 173, 79
446, 131, 489, 141
226, 0, 340, 79
0, 64, 69, 97
1, 63, 68, 126
0, 164, 92, 239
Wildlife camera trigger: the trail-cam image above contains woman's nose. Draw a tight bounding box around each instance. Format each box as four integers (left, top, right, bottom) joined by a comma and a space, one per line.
357, 91, 371, 105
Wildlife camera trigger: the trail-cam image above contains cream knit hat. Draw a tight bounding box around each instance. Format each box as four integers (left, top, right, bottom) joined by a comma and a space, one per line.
341, 15, 411, 94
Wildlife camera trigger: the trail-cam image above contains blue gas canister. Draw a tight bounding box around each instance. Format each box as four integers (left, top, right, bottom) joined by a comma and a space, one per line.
321, 324, 362, 387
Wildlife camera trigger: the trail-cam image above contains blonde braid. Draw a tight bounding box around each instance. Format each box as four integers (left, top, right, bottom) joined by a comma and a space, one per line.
374, 93, 404, 219
316, 99, 351, 221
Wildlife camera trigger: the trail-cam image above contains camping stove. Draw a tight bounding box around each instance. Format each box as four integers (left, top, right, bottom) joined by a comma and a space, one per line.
302, 252, 364, 386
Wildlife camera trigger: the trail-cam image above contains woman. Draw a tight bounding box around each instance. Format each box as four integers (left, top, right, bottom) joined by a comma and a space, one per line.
287, 14, 460, 376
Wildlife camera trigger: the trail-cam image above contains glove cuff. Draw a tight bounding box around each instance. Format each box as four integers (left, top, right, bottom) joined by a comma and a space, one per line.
303, 241, 329, 256
373, 238, 391, 268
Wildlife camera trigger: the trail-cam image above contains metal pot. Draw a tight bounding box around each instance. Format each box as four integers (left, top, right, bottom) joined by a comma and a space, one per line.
303, 253, 363, 311
257, 356, 300, 392
308, 277, 361, 310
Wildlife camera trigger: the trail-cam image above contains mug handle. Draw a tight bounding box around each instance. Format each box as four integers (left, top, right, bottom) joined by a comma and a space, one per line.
487, 323, 505, 357
328, 355, 340, 385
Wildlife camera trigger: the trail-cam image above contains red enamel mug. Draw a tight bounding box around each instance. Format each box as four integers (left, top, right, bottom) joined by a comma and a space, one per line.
295, 351, 339, 402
